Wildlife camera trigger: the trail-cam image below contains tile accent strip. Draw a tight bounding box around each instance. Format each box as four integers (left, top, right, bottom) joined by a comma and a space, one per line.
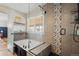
52, 3, 62, 55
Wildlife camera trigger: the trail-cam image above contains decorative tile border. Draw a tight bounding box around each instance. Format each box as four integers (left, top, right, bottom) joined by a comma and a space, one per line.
52, 3, 62, 55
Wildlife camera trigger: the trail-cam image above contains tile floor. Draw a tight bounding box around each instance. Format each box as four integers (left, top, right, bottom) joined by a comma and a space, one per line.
0, 48, 13, 56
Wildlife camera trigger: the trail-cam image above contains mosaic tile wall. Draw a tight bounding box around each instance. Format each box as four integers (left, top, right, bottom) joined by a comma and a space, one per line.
52, 3, 62, 55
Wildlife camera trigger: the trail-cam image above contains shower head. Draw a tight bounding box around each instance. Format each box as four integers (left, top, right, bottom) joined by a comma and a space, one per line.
38, 5, 46, 14
38, 5, 44, 10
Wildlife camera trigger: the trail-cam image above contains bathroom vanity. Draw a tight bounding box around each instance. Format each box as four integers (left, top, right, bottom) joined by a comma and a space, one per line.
13, 39, 51, 56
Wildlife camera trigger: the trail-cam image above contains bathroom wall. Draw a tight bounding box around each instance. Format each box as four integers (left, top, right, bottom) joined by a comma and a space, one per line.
43, 4, 54, 44
43, 3, 79, 55
0, 5, 9, 27
61, 3, 79, 56
43, 3, 62, 55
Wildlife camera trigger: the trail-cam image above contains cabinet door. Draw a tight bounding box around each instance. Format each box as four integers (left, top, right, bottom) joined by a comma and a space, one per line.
20, 48, 27, 56
14, 43, 27, 56
13, 44, 20, 56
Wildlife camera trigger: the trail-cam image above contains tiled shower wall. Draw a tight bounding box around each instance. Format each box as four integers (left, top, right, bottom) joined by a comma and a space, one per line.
43, 3, 62, 55
61, 4, 79, 55
44, 3, 79, 55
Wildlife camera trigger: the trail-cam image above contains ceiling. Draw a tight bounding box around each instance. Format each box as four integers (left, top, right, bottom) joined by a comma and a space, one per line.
0, 3, 46, 14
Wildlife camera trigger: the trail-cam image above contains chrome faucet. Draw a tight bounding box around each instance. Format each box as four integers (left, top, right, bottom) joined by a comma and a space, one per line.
28, 40, 31, 49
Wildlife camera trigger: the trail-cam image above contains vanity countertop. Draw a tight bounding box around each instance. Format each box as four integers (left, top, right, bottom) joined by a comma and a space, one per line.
14, 39, 29, 51
14, 39, 50, 56
14, 39, 45, 51
29, 43, 51, 55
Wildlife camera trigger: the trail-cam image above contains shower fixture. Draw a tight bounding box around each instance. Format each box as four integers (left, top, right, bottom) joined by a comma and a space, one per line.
38, 5, 46, 14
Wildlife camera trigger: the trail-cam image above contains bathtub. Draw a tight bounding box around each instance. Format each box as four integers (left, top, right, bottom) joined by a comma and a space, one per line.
14, 39, 44, 51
